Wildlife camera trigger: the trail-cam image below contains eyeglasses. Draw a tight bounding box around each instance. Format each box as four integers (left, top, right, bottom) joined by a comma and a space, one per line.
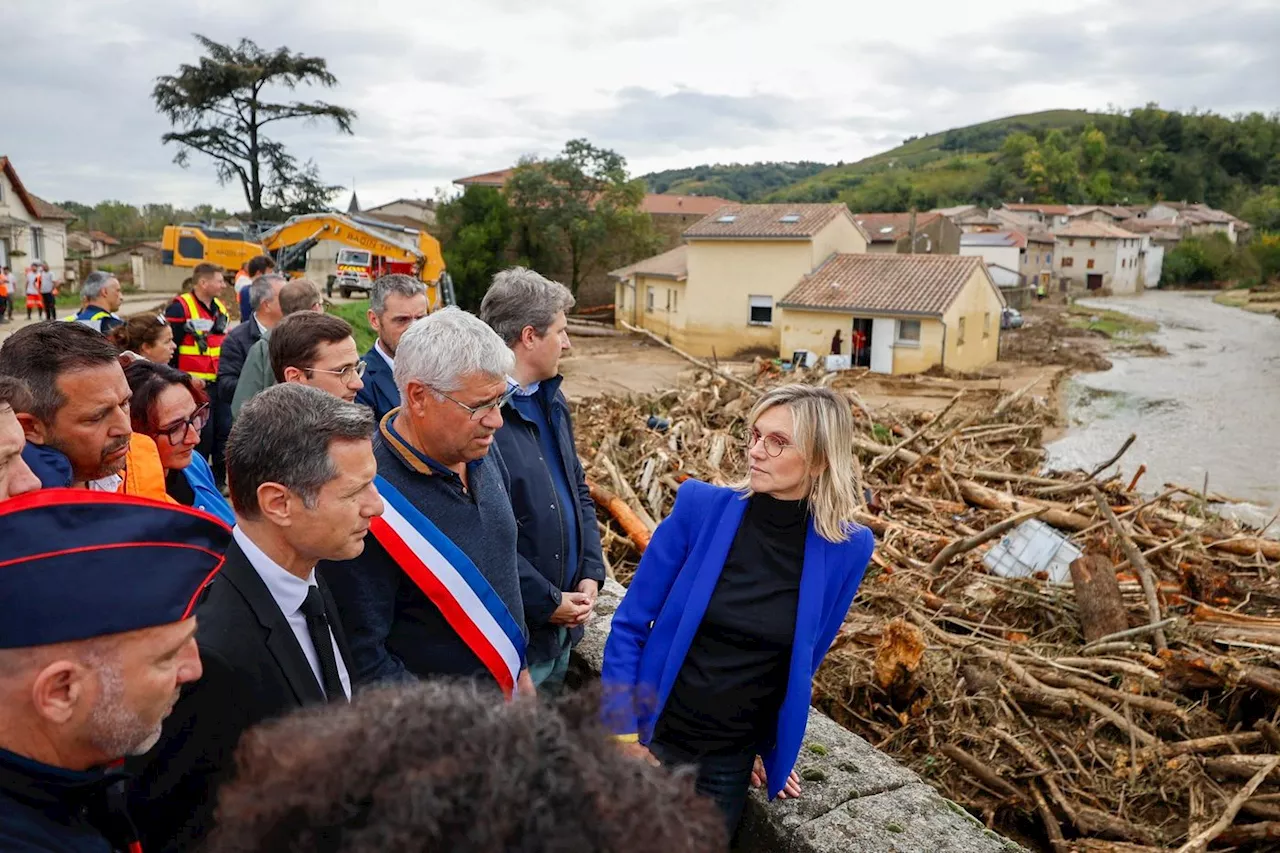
433, 386, 516, 421
307, 361, 367, 383
158, 402, 210, 446
746, 426, 794, 458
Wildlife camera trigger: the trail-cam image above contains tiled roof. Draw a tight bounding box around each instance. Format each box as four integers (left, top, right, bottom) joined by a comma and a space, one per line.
29, 194, 75, 221
1004, 203, 1071, 216
1180, 205, 1234, 225
779, 253, 988, 317
961, 230, 1025, 248
609, 245, 687, 281
852, 211, 943, 243
640, 194, 733, 216
932, 204, 980, 217
360, 211, 428, 231
88, 230, 119, 245
683, 203, 852, 239
1117, 218, 1178, 234
1054, 221, 1139, 240
1026, 229, 1056, 244
453, 167, 516, 187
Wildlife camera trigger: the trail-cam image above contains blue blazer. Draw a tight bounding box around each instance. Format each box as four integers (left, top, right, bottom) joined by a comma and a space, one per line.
355, 346, 399, 423
602, 479, 874, 799
182, 451, 235, 526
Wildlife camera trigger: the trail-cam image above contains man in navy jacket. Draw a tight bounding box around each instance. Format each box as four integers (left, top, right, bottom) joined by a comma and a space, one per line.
481, 268, 606, 693
355, 274, 430, 423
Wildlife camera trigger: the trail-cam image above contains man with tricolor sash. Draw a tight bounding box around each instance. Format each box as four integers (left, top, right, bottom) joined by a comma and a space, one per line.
322, 307, 534, 698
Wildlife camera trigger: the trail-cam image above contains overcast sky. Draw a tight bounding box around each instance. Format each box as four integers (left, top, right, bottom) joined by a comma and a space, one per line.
3, 0, 1277, 212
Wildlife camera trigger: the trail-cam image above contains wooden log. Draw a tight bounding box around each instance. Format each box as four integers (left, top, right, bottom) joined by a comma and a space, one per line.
867, 392, 962, 475
1215, 822, 1280, 846
1203, 754, 1280, 781
619, 320, 757, 394
1175, 756, 1280, 852
1138, 732, 1263, 761
939, 743, 1025, 802
1160, 649, 1280, 698
1070, 553, 1129, 644
586, 479, 652, 554
959, 479, 1094, 531
1092, 486, 1167, 652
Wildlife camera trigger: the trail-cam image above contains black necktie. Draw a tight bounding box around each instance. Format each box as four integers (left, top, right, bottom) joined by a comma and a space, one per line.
300, 586, 347, 703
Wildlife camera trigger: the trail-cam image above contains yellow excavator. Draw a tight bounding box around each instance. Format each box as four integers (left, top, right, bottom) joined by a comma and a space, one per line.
160, 213, 453, 307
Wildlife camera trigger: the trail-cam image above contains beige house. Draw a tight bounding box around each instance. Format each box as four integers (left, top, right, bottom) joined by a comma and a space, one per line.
852, 211, 961, 255
1054, 221, 1142, 294
778, 254, 1005, 375
612, 245, 688, 338
364, 198, 437, 228
0, 156, 75, 281
670, 204, 870, 356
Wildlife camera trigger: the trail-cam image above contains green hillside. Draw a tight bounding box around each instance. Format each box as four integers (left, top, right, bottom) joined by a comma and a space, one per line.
641, 161, 831, 201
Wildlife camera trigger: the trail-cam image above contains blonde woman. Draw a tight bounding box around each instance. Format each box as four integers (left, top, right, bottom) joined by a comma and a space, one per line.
602, 384, 874, 837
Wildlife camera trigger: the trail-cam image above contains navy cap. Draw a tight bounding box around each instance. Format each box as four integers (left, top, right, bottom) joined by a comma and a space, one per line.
0, 489, 232, 649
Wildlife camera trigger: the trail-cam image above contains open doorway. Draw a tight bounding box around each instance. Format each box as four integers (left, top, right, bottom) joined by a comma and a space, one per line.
851, 317, 873, 368
1087, 273, 1103, 291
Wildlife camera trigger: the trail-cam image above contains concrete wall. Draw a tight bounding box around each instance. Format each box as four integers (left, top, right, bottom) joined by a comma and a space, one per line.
638, 275, 686, 341
889, 318, 946, 374
779, 308, 851, 360
941, 268, 1004, 372
683, 239, 814, 357
959, 243, 1019, 271
572, 580, 1026, 853
137, 258, 192, 293
1140, 240, 1164, 289
1054, 235, 1141, 294
810, 215, 868, 268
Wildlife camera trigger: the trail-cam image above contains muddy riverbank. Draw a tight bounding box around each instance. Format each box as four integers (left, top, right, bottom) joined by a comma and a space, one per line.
1046, 290, 1280, 516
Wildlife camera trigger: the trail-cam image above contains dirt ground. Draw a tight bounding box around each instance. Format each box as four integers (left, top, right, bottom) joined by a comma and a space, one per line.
559, 334, 696, 400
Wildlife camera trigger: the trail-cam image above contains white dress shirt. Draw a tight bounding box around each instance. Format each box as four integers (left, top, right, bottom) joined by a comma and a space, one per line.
374, 339, 394, 369
232, 526, 352, 699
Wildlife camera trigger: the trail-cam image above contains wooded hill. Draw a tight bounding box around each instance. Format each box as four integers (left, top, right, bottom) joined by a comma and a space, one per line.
640, 107, 1280, 228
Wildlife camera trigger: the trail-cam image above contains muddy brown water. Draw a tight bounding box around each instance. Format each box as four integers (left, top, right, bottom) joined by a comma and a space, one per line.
1046, 290, 1280, 526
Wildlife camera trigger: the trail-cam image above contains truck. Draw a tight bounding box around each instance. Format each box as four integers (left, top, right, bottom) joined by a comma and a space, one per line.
159, 212, 452, 307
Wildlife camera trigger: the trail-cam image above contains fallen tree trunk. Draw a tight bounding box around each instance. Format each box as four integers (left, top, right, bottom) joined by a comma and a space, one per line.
1070, 554, 1129, 644
959, 480, 1094, 531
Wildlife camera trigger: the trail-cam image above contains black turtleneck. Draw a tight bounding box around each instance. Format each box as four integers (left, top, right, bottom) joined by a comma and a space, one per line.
654, 492, 809, 756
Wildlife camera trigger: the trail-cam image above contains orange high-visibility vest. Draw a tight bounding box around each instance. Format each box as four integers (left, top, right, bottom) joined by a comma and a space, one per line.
172, 292, 228, 381
117, 433, 177, 505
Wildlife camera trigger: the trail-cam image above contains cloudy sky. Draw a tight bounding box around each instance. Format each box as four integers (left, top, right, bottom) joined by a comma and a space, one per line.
3, 0, 1277, 212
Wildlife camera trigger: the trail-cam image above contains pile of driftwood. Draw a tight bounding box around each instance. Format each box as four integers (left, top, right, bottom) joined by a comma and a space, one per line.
572, 362, 1280, 852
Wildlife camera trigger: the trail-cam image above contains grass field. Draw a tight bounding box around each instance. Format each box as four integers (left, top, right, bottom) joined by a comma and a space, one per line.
1066, 303, 1158, 338
326, 298, 376, 352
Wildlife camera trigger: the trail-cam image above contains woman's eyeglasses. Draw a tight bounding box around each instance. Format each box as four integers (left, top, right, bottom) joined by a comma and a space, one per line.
746, 427, 793, 458
159, 402, 210, 446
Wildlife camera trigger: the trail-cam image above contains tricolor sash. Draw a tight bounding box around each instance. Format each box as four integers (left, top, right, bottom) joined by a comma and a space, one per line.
369, 475, 525, 697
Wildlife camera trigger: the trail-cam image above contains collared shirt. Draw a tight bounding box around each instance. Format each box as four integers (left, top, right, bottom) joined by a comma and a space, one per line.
254, 314, 269, 337
88, 473, 123, 492
508, 375, 540, 397
374, 339, 394, 370
232, 526, 351, 699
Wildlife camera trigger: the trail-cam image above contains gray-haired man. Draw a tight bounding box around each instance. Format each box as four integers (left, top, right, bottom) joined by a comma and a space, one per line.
67, 271, 124, 333
130, 383, 381, 853
322, 306, 534, 697
480, 267, 605, 693
356, 273, 430, 422
218, 272, 288, 409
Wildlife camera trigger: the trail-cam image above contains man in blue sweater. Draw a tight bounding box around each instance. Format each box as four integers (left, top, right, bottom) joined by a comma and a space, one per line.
321, 307, 534, 697
480, 268, 606, 693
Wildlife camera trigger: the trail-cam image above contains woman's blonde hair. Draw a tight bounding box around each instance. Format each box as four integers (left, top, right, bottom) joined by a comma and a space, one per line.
733, 384, 863, 543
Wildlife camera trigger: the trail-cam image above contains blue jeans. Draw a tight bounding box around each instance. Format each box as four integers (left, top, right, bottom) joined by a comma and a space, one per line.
649, 739, 756, 839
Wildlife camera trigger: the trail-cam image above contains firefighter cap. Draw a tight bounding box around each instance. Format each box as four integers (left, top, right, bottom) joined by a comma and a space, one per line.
0, 489, 231, 649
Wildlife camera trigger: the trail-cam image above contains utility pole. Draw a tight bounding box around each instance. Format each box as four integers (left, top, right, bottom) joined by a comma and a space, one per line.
907, 207, 917, 255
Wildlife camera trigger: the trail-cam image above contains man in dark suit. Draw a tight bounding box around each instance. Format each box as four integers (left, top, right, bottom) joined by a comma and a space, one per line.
355, 273, 429, 423
217, 272, 287, 413
129, 383, 384, 853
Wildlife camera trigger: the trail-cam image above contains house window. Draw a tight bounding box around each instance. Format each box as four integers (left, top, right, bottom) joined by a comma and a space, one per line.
1068, 238, 1075, 247
958, 317, 967, 345
1046, 252, 1052, 264
666, 289, 678, 313
983, 312, 991, 339
896, 319, 921, 345
1087, 259, 1095, 269
646, 286, 655, 313
31, 227, 43, 260
1090, 239, 1097, 247
748, 295, 773, 325
1062, 257, 1074, 267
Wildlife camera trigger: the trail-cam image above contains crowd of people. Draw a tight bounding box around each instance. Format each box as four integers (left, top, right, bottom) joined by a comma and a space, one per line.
0, 262, 874, 853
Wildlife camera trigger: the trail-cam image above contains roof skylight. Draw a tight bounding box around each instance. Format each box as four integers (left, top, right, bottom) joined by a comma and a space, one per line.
778, 213, 801, 223
716, 214, 737, 223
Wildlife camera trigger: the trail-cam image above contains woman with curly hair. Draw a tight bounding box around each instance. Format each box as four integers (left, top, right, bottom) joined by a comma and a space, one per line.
122, 359, 232, 524
602, 384, 874, 837
206, 681, 726, 853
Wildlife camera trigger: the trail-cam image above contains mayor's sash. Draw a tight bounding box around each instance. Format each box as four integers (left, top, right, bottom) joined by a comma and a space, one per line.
369, 475, 525, 697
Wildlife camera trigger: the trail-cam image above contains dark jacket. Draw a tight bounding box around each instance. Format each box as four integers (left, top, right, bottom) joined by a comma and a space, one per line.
321, 411, 524, 686
128, 540, 354, 853
0, 748, 133, 852
215, 316, 262, 406
355, 345, 398, 423
494, 376, 605, 664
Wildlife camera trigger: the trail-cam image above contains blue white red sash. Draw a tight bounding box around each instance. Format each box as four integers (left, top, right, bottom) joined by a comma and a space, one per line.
369, 475, 525, 697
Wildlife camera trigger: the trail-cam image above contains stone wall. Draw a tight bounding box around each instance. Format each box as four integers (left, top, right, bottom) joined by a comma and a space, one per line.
572, 579, 1028, 853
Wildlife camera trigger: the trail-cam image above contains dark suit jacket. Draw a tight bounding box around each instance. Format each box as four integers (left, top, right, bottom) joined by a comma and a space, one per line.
128, 540, 354, 853
355, 346, 398, 423
216, 317, 262, 405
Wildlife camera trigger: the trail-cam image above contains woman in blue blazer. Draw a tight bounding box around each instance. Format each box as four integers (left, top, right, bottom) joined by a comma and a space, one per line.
123, 360, 235, 525
602, 384, 874, 837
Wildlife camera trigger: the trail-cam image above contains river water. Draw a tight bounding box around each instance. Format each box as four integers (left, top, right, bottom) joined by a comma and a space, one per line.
1046, 291, 1280, 519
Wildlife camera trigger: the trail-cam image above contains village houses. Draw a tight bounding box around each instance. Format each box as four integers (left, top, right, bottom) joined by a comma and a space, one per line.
613, 203, 1005, 375
852, 211, 961, 255
0, 157, 75, 282
1053, 221, 1142, 293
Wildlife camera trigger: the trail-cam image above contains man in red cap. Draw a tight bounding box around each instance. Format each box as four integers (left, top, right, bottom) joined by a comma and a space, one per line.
0, 489, 231, 852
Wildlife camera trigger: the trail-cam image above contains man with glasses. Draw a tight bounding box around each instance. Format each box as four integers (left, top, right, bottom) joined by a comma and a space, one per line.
269, 312, 366, 403
322, 307, 534, 697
